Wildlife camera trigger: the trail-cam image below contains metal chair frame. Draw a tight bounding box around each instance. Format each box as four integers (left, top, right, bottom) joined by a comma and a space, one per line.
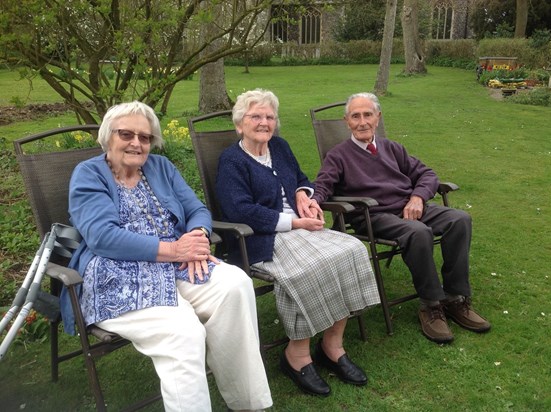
13, 125, 162, 411
188, 110, 370, 353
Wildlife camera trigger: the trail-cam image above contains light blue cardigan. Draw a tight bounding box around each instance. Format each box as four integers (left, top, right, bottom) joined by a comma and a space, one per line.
61, 153, 212, 334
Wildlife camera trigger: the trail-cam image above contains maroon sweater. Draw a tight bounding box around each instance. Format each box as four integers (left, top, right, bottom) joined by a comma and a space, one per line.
313, 137, 439, 214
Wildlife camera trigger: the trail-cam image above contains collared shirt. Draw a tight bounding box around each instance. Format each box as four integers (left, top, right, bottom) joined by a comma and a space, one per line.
351, 134, 377, 151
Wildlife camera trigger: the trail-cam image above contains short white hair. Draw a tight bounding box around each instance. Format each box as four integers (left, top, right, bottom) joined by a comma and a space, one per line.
345, 92, 381, 115
232, 89, 281, 130
97, 101, 163, 151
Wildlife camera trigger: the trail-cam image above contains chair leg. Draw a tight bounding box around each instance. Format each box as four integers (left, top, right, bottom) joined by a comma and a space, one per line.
50, 321, 59, 382
371, 258, 394, 335
82, 352, 108, 412
356, 313, 368, 342
385, 245, 399, 268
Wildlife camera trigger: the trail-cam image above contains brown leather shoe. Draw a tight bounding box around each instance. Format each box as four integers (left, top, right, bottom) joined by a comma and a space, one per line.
443, 297, 491, 333
418, 305, 454, 344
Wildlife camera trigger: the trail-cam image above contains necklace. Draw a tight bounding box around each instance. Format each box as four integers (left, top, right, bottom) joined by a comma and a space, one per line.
106, 158, 170, 236
106, 158, 140, 188
240, 139, 272, 167
138, 170, 170, 237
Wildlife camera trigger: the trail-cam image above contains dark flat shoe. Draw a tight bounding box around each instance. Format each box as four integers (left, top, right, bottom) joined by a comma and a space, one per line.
279, 351, 331, 396
314, 341, 368, 386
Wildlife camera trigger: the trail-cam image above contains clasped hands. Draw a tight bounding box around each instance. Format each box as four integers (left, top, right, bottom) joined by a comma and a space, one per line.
293, 190, 325, 231
171, 230, 219, 283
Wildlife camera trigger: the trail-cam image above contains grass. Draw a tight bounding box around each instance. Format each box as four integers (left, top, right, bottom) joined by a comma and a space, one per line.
1, 64, 551, 411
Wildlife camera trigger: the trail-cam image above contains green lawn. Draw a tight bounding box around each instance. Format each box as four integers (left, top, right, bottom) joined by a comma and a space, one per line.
1, 64, 550, 411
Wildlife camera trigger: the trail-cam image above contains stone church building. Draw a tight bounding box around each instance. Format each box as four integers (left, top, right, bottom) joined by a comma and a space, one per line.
268, 0, 474, 45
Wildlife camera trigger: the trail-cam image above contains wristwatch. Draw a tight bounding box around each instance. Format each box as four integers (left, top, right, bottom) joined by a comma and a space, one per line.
192, 226, 210, 239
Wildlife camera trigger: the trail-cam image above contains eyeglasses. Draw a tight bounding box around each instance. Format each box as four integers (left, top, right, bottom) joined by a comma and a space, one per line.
243, 114, 277, 123
112, 129, 154, 144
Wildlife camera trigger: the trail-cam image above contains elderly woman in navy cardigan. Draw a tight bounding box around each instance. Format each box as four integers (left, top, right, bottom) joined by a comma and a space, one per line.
216, 89, 380, 396
68, 101, 272, 411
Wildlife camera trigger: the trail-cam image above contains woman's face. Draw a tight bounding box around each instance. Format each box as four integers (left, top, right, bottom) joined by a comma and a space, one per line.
237, 103, 277, 145
107, 114, 152, 171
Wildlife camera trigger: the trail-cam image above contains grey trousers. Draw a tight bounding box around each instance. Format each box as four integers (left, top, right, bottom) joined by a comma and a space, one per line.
367, 204, 473, 301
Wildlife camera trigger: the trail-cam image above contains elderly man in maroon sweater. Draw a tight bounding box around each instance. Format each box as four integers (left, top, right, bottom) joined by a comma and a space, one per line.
313, 92, 491, 344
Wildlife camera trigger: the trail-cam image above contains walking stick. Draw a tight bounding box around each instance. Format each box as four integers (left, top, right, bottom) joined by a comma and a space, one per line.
0, 227, 57, 361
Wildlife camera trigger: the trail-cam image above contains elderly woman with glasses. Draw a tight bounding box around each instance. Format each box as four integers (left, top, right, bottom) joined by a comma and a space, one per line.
216, 89, 380, 397
67, 101, 272, 412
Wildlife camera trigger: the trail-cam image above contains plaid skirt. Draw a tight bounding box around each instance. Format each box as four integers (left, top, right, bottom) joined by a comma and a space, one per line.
252, 228, 380, 340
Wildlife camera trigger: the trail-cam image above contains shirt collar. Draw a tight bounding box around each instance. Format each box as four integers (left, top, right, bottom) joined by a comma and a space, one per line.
351, 134, 376, 150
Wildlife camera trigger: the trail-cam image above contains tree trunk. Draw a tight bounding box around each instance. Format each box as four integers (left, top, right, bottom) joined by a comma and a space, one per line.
198, 1, 233, 114
373, 0, 398, 95
199, 55, 233, 113
514, 0, 528, 38
401, 0, 426, 74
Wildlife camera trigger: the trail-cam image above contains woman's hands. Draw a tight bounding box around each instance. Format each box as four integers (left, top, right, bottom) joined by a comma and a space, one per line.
158, 230, 219, 283
296, 190, 325, 222
292, 217, 325, 231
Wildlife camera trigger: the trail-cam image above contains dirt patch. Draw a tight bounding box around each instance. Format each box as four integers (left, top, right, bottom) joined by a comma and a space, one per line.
487, 87, 534, 101
0, 102, 74, 125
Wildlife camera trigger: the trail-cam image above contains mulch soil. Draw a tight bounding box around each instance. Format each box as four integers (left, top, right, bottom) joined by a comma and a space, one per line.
0, 103, 74, 125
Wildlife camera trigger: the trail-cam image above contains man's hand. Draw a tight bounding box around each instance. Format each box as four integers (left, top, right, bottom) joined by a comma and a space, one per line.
403, 196, 424, 220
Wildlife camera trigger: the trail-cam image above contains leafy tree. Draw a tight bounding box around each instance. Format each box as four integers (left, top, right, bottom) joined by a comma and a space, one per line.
470, 0, 551, 39
334, 0, 391, 41
0, 0, 272, 123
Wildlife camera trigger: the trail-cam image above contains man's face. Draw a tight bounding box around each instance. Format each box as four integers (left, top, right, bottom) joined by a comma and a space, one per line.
344, 97, 381, 143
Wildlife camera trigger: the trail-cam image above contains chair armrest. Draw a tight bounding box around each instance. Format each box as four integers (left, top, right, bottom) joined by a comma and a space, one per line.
329, 196, 379, 209
438, 182, 459, 194
210, 231, 222, 245
319, 201, 356, 213
212, 220, 254, 237
46, 262, 83, 287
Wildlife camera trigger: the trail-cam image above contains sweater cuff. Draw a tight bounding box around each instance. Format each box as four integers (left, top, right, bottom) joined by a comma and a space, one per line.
296, 186, 314, 197
275, 213, 293, 232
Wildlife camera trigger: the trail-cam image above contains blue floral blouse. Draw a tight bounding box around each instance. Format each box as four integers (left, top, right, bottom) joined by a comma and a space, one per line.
80, 180, 213, 327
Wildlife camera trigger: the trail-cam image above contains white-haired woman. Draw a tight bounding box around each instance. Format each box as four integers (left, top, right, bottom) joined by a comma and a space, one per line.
216, 89, 380, 396
67, 101, 272, 412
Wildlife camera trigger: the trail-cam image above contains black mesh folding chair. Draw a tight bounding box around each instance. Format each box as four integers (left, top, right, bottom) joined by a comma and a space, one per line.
188, 110, 371, 350
13, 125, 162, 411
310, 101, 459, 335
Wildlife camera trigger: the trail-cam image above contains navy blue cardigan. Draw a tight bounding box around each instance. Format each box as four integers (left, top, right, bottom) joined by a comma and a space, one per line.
216, 136, 313, 264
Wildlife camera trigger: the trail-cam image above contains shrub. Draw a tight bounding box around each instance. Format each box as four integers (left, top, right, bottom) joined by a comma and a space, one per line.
507, 87, 551, 107
477, 68, 529, 85
0, 309, 50, 347
529, 29, 551, 49
477, 38, 550, 69
225, 43, 277, 66
55, 130, 98, 150
426, 39, 477, 61
158, 119, 203, 200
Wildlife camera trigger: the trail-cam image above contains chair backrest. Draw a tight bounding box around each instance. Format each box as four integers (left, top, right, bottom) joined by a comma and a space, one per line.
310, 101, 386, 162
13, 125, 102, 239
187, 110, 238, 221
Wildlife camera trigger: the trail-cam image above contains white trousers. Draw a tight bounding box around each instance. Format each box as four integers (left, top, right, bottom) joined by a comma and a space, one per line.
97, 262, 272, 412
